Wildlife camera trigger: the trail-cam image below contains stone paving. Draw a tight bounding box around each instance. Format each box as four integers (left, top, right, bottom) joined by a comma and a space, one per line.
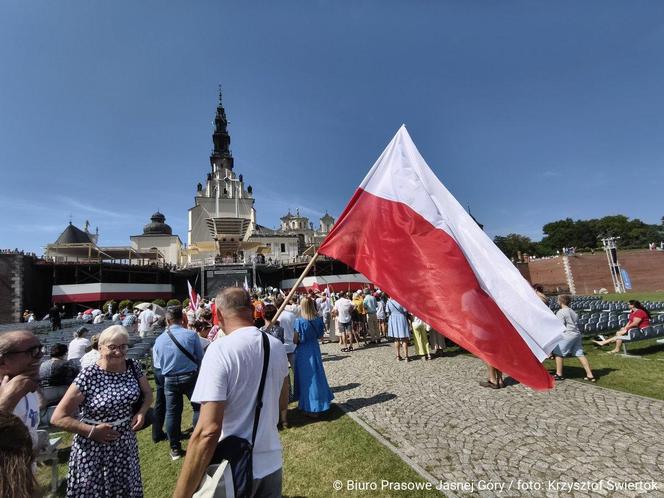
320, 341, 664, 497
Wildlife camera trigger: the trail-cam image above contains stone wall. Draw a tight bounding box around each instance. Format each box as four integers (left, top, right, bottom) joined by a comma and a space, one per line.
0, 254, 26, 323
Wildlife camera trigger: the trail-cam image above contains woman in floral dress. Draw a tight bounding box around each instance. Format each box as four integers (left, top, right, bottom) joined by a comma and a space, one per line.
51, 325, 153, 497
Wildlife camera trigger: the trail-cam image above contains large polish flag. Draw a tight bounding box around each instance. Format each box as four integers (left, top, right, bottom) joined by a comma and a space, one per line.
318, 126, 563, 390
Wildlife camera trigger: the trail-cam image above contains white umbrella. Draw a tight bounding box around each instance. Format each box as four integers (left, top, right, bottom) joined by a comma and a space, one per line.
134, 302, 166, 317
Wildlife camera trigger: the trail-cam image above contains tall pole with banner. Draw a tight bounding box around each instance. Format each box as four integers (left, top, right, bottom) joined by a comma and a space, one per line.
601, 237, 626, 293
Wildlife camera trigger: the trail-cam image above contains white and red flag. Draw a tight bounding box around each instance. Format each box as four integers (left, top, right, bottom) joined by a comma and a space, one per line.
318, 126, 563, 390
187, 281, 200, 312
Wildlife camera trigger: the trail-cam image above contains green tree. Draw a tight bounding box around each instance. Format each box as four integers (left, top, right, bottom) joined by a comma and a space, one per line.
493, 234, 538, 260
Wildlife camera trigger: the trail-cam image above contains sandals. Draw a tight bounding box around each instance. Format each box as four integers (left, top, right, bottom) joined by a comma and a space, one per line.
553, 374, 564, 381
479, 380, 500, 389
397, 356, 403, 361
584, 377, 597, 383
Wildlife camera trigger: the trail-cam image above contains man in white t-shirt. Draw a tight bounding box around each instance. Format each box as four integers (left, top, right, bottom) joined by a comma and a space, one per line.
174, 288, 289, 498
316, 294, 332, 333
274, 296, 297, 360
67, 327, 90, 364
333, 292, 355, 351
138, 305, 158, 338
0, 330, 42, 449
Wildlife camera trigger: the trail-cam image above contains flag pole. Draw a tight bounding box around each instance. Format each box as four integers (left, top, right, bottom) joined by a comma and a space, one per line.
273, 252, 320, 322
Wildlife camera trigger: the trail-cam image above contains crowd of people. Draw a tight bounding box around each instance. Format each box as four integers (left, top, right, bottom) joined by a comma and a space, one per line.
2, 282, 649, 497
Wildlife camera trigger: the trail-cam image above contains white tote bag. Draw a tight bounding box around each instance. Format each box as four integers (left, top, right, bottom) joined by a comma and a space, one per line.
193, 460, 235, 498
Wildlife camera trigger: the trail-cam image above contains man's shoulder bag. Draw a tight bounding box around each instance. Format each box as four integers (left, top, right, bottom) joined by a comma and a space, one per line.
194, 331, 271, 498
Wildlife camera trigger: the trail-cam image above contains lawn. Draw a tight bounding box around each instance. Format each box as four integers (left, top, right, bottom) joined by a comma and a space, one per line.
598, 291, 664, 302
543, 336, 664, 400
39, 396, 439, 497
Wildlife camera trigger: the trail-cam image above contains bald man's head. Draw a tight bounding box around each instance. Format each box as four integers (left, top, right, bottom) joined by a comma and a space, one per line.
0, 330, 42, 379
215, 288, 253, 318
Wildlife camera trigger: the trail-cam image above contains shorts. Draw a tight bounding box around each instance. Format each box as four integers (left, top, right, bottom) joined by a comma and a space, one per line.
551, 334, 584, 357
338, 321, 352, 332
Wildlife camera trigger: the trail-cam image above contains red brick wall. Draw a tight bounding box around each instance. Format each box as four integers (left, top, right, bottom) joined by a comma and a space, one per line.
525, 257, 569, 293
524, 249, 664, 294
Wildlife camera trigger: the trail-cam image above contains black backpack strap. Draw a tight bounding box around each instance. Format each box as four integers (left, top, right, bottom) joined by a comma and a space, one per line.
251, 332, 270, 446
166, 327, 199, 367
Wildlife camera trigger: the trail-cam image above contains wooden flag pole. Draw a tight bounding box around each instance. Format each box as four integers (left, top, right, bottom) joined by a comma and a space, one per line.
273, 252, 320, 322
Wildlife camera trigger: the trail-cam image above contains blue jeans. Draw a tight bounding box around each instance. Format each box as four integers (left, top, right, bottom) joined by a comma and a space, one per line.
164, 371, 200, 450
152, 368, 166, 442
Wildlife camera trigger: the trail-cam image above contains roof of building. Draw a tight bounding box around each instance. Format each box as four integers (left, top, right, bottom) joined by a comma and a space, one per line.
54, 223, 93, 245
143, 212, 173, 235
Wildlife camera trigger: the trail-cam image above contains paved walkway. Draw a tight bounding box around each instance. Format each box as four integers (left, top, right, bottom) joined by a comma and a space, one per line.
320, 341, 664, 497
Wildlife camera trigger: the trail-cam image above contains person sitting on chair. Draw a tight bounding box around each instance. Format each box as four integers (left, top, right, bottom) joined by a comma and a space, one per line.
593, 300, 651, 353
39, 343, 79, 388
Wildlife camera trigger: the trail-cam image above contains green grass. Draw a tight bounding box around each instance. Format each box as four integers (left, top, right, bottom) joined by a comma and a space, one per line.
598, 292, 664, 302
543, 336, 664, 400
38, 393, 438, 497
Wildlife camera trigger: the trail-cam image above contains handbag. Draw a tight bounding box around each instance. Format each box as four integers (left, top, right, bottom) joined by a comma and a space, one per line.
127, 359, 155, 430
195, 332, 270, 498
193, 460, 235, 498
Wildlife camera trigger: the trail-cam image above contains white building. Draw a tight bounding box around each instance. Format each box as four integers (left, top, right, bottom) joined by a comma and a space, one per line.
130, 212, 182, 266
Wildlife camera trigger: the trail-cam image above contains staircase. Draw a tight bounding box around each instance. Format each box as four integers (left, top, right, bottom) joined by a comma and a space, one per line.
562, 255, 576, 295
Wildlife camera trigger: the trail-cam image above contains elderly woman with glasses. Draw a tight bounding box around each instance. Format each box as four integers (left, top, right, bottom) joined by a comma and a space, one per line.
51, 325, 153, 498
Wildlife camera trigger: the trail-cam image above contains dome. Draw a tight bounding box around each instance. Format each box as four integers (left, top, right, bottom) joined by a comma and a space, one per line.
143, 211, 172, 235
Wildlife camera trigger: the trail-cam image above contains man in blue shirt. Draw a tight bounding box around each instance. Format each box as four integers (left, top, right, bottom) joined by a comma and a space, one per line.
153, 306, 204, 460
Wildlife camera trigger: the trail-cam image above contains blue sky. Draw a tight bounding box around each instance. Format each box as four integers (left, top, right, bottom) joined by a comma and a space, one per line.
1, 1, 663, 254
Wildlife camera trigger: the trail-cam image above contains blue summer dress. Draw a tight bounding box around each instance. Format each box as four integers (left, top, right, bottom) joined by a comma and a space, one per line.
293, 317, 334, 413
387, 299, 410, 339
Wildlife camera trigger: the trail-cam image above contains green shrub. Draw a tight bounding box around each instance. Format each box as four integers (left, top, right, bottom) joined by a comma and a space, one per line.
102, 300, 117, 313
152, 299, 167, 308
118, 299, 133, 312
182, 298, 190, 309
166, 299, 182, 307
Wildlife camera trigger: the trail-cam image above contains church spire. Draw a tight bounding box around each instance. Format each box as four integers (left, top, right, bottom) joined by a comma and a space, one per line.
210, 86, 233, 172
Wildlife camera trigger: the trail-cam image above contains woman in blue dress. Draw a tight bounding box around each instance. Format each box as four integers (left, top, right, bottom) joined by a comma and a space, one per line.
387, 297, 411, 361
293, 297, 334, 416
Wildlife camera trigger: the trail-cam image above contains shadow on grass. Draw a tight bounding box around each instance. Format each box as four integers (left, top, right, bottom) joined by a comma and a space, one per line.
342, 392, 397, 412
331, 382, 360, 393
625, 344, 664, 356
553, 366, 618, 379
285, 404, 345, 429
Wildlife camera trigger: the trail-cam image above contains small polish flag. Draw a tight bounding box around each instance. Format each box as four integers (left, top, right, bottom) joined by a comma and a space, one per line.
187, 281, 199, 312
318, 126, 563, 390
